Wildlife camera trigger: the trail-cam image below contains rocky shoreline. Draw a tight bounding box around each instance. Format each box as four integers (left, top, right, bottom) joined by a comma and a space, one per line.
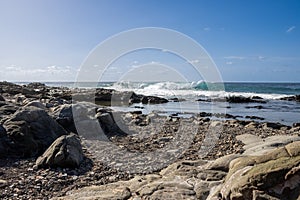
0, 81, 300, 199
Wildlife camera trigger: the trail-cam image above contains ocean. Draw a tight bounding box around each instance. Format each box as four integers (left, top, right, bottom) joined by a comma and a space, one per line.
19, 81, 300, 126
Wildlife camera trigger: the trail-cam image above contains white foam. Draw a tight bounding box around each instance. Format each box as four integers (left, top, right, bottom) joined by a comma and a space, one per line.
109, 81, 289, 100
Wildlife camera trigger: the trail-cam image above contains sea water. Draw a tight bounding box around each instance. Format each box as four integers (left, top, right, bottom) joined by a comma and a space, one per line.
18, 81, 300, 126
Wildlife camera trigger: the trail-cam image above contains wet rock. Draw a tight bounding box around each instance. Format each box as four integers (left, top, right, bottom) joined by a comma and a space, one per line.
263, 122, 285, 129
141, 95, 168, 104
94, 88, 115, 102
293, 122, 300, 127
36, 134, 84, 168
2, 106, 67, 157
245, 115, 265, 120
226, 96, 267, 103
245, 105, 264, 109
198, 112, 212, 117
252, 96, 263, 100
169, 97, 185, 102
280, 95, 300, 102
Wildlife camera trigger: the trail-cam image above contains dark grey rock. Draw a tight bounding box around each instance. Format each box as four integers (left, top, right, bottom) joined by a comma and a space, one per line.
36, 134, 84, 168
0, 95, 5, 102
2, 106, 67, 157
280, 95, 300, 102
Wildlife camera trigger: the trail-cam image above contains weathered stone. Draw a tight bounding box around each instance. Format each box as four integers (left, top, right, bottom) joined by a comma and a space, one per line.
25, 101, 46, 110
206, 154, 242, 172
36, 134, 84, 168
220, 141, 300, 200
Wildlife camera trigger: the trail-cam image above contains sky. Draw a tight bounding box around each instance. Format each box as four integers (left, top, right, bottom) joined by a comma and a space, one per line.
0, 0, 299, 82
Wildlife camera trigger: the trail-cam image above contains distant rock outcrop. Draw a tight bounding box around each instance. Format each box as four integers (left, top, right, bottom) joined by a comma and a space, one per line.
280, 95, 300, 102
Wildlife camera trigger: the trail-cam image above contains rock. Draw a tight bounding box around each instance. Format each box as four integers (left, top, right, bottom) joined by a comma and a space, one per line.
55, 159, 224, 200
293, 122, 300, 127
245, 115, 265, 120
0, 179, 8, 188
198, 112, 212, 117
0, 125, 10, 158
25, 101, 46, 110
206, 154, 242, 172
169, 97, 185, 102
97, 112, 116, 133
52, 102, 100, 134
236, 133, 300, 156
252, 96, 263, 100
245, 105, 264, 109
226, 96, 266, 103
0, 101, 7, 107
26, 82, 46, 89
94, 88, 169, 105
94, 88, 115, 102
0, 81, 22, 95
245, 121, 258, 129
52, 104, 76, 133
280, 95, 300, 102
197, 96, 266, 103
36, 134, 84, 168
2, 106, 67, 157
141, 95, 169, 104
220, 141, 300, 200
263, 122, 285, 129
0, 124, 6, 136
0, 104, 19, 116
0, 95, 5, 101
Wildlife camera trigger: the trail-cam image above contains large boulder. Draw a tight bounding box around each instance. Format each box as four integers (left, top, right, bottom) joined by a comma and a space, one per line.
52, 104, 76, 133
2, 106, 67, 157
36, 134, 84, 168
52, 102, 102, 134
220, 141, 300, 200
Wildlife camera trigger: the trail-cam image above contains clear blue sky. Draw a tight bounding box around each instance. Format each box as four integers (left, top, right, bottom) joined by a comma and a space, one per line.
0, 0, 299, 82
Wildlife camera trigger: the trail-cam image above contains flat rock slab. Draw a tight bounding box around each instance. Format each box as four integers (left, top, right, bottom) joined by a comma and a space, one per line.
236, 133, 300, 156
52, 160, 225, 200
